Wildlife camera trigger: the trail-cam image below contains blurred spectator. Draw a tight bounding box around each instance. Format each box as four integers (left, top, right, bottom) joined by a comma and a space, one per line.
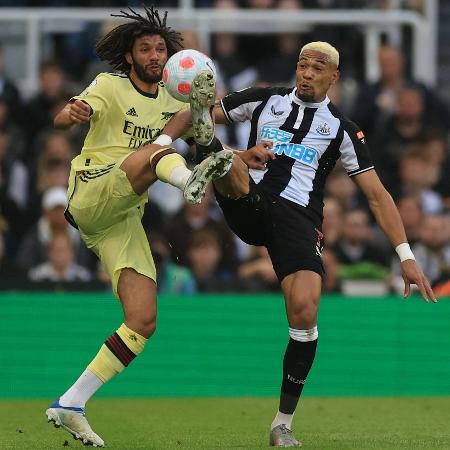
23, 61, 72, 150
16, 187, 90, 271
327, 78, 360, 116
0, 45, 21, 122
419, 134, 449, 167
321, 248, 341, 293
0, 129, 29, 247
149, 232, 197, 295
244, 0, 275, 7
83, 21, 117, 85
211, 33, 257, 148
419, 135, 450, 207
396, 195, 424, 245
28, 130, 73, 220
302, 0, 378, 7
95, 260, 112, 290
213, 0, 240, 8
391, 214, 450, 293
352, 44, 450, 136
258, 33, 301, 85
28, 231, 91, 282
0, 96, 25, 161
180, 30, 202, 51
332, 209, 390, 280
164, 186, 237, 270
322, 196, 344, 247
0, 229, 25, 281
237, 245, 279, 291
397, 152, 443, 214
369, 86, 444, 190
147, 180, 183, 218
277, 0, 303, 8
325, 166, 361, 211
212, 33, 257, 93
186, 228, 236, 292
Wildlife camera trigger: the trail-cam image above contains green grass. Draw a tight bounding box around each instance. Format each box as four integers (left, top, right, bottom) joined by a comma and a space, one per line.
1, 397, 449, 449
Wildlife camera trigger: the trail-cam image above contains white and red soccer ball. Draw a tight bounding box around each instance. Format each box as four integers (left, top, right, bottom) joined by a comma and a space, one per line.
163, 49, 216, 102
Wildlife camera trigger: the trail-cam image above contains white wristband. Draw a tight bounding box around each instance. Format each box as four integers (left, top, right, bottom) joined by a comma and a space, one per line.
153, 134, 173, 146
395, 243, 416, 262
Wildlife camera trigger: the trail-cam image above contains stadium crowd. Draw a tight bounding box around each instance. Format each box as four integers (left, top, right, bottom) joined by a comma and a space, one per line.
0, 5, 449, 296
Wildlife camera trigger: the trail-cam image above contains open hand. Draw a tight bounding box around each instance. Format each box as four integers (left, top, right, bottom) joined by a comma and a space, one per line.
401, 259, 437, 303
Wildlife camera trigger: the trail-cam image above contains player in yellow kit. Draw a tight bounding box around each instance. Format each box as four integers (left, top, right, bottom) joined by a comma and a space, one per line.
45, 6, 233, 447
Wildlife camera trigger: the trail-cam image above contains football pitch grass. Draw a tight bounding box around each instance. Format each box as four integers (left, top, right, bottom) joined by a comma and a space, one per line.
1, 397, 449, 449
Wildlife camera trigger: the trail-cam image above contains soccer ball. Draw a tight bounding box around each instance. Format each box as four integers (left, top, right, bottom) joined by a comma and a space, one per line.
163, 49, 216, 102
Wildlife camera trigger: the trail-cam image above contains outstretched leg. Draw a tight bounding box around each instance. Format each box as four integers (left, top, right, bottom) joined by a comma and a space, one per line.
270, 271, 322, 447
119, 142, 234, 204
46, 269, 156, 447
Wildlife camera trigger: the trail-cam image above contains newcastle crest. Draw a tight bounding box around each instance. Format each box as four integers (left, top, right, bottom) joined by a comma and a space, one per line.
316, 122, 331, 135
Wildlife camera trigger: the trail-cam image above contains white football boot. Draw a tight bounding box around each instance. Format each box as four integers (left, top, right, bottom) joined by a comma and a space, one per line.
46, 401, 104, 447
269, 424, 301, 447
189, 69, 216, 146
183, 149, 234, 204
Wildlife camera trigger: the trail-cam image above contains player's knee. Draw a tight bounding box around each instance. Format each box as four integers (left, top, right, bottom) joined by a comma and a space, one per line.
223, 185, 249, 200
289, 296, 319, 328
215, 177, 249, 199
126, 314, 156, 339
139, 315, 156, 338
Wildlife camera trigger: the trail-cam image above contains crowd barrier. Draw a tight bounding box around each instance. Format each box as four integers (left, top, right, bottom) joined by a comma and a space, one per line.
0, 292, 449, 398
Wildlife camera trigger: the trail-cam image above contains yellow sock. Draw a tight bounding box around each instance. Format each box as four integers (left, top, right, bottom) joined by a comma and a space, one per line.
87, 324, 147, 383
149, 148, 191, 189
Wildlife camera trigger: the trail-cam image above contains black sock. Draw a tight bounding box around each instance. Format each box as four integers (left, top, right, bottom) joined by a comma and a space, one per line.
279, 338, 318, 414
195, 136, 224, 163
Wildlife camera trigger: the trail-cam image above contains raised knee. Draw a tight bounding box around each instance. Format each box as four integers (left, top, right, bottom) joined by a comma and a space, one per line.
218, 180, 249, 200
289, 297, 319, 328
140, 317, 156, 338
126, 315, 156, 339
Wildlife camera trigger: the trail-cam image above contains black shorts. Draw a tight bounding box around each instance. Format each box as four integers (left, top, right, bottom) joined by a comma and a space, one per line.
215, 185, 324, 282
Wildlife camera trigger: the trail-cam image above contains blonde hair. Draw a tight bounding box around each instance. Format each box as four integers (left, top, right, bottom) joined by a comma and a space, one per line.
300, 41, 339, 67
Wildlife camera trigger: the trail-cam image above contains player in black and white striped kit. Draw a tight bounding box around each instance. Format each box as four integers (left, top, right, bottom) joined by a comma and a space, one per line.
163, 41, 436, 447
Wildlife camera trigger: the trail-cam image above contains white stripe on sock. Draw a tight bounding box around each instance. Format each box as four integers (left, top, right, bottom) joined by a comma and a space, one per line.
59, 369, 103, 408
271, 411, 294, 430
289, 326, 318, 342
169, 166, 192, 190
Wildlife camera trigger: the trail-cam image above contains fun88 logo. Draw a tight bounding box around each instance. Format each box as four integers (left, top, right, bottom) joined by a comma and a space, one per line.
273, 143, 318, 165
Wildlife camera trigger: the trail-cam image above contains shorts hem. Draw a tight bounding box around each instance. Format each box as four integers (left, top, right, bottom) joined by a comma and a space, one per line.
112, 266, 157, 299
275, 259, 324, 283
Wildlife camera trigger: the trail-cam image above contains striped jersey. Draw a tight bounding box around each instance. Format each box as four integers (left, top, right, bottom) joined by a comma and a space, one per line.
220, 87, 374, 221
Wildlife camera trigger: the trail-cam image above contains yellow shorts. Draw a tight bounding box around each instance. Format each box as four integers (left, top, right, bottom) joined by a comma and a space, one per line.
67, 156, 156, 298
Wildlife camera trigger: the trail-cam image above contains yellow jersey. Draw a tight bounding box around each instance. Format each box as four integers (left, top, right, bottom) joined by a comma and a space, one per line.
70, 72, 188, 171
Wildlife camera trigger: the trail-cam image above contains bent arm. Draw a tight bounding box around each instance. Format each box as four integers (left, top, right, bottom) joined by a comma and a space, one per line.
354, 169, 436, 302
54, 99, 91, 130
163, 103, 230, 141
54, 103, 76, 130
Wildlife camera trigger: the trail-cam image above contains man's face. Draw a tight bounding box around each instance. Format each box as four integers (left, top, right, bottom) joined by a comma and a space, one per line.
295, 49, 339, 102
126, 34, 168, 84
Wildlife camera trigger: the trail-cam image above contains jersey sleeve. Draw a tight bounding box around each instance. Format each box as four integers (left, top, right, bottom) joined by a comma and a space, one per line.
339, 120, 374, 177
71, 73, 112, 121
220, 87, 270, 123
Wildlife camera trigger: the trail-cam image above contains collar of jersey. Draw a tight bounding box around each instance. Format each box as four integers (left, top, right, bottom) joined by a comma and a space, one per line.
128, 76, 159, 99
290, 88, 330, 108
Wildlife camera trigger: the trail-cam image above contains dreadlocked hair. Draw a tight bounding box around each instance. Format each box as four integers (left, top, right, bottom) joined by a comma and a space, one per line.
95, 4, 183, 73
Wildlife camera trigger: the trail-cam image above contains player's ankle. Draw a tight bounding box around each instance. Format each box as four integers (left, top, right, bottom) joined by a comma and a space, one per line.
195, 137, 224, 163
